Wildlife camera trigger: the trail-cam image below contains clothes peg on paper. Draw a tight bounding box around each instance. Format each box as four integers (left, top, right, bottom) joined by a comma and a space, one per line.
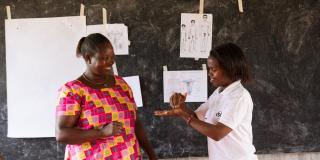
199, 0, 204, 14
6, 6, 11, 19
238, 0, 244, 13
80, 4, 85, 16
163, 66, 168, 71
102, 8, 107, 24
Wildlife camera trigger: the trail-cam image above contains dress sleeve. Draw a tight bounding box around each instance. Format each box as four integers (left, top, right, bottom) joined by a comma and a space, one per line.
56, 84, 81, 116
127, 85, 135, 100
118, 76, 138, 111
127, 85, 138, 111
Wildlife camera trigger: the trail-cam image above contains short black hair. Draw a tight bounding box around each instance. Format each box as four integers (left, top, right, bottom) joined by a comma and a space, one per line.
209, 43, 251, 83
76, 33, 112, 58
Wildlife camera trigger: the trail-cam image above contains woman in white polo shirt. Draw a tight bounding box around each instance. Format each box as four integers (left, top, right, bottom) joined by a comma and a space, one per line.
155, 43, 258, 160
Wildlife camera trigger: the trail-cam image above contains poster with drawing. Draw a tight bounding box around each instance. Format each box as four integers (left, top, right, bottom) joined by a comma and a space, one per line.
163, 70, 207, 102
87, 24, 129, 55
180, 13, 213, 58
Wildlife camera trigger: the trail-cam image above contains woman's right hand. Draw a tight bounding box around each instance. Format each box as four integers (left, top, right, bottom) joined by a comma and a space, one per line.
170, 92, 187, 109
100, 121, 124, 137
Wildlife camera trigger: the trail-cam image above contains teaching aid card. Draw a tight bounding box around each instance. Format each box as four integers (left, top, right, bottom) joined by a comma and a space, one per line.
163, 70, 207, 102
180, 13, 213, 58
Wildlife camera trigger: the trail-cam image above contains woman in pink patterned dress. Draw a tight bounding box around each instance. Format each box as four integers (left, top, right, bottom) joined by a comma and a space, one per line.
55, 33, 157, 160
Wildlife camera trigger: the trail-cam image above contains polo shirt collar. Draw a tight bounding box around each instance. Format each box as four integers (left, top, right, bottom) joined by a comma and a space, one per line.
218, 80, 241, 95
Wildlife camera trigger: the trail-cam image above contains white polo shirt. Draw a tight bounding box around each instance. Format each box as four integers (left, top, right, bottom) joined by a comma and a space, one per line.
195, 80, 258, 160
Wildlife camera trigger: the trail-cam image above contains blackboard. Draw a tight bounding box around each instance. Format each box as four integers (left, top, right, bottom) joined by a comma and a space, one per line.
0, 0, 319, 159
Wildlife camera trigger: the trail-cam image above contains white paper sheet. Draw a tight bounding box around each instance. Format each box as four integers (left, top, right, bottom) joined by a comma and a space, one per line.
180, 13, 213, 58
86, 24, 129, 55
163, 70, 208, 102
123, 76, 143, 107
86, 24, 107, 35
5, 16, 87, 138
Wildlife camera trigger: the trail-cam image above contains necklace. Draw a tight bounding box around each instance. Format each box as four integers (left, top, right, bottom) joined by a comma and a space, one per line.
82, 73, 110, 87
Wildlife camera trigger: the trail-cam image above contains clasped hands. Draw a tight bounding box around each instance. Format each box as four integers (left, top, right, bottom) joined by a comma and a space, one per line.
154, 92, 188, 117
99, 121, 124, 137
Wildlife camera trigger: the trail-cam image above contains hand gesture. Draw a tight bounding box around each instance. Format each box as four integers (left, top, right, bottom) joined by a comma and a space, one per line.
170, 92, 187, 109
100, 121, 124, 137
154, 92, 187, 117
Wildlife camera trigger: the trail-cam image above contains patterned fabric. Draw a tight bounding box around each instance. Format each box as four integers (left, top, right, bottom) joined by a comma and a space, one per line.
56, 76, 141, 160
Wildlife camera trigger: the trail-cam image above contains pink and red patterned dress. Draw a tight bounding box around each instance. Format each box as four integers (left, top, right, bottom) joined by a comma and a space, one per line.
56, 76, 141, 160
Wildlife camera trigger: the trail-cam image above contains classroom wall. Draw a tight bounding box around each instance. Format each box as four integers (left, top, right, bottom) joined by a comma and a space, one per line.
0, 0, 319, 159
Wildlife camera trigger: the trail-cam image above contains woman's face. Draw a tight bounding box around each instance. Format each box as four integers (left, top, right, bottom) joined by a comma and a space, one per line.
86, 43, 115, 76
207, 56, 232, 88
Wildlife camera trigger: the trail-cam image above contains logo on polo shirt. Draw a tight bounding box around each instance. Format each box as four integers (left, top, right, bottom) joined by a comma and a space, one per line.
216, 111, 222, 117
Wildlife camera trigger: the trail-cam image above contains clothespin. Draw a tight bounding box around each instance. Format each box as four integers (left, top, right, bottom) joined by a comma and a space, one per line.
102, 8, 107, 24
195, 0, 205, 61
80, 4, 85, 16
102, 8, 107, 31
238, 0, 244, 13
112, 63, 118, 75
6, 6, 11, 20
202, 64, 207, 70
199, 0, 204, 14
163, 66, 168, 71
